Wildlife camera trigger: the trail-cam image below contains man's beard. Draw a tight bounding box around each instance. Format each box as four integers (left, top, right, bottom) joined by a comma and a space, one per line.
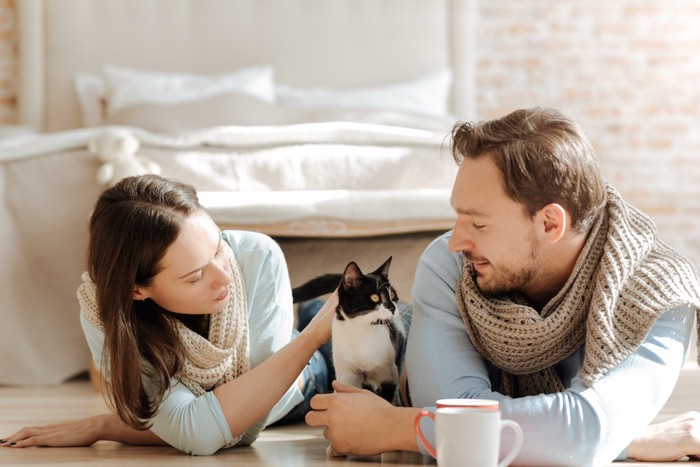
470, 239, 538, 297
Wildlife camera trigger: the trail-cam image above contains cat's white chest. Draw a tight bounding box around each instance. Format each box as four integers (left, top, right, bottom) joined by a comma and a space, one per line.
330, 297, 403, 402
332, 318, 394, 367
331, 304, 398, 393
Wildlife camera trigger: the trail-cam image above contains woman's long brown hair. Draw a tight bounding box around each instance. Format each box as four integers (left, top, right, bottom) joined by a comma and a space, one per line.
87, 174, 203, 430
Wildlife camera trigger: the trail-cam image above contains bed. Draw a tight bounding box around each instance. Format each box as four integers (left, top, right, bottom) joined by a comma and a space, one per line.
1, 0, 477, 385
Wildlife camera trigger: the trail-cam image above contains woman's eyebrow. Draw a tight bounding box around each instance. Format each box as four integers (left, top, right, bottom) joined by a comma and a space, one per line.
178, 266, 203, 280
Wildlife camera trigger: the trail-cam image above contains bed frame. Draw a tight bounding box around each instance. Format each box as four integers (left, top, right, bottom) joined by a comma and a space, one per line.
12, 0, 478, 293
7, 0, 478, 385
15, 0, 478, 132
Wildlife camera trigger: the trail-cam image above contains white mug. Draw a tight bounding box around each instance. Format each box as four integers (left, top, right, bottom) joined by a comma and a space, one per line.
415, 406, 523, 467
436, 398, 499, 411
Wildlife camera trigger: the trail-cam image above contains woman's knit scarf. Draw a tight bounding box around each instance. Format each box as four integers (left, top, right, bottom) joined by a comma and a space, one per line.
78, 244, 250, 444
456, 186, 700, 397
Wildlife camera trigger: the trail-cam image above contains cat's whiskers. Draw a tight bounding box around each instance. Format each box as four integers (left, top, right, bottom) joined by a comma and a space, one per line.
393, 303, 411, 329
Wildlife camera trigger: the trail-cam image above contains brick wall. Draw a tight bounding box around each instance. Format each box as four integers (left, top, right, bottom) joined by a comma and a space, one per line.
475, 0, 700, 269
1, 0, 700, 268
0, 0, 15, 123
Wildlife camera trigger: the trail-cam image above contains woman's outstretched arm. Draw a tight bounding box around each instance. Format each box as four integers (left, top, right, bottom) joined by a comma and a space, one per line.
214, 292, 336, 437
1, 414, 166, 448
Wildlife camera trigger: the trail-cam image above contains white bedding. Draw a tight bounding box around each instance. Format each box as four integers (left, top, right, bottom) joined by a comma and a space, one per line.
2, 121, 457, 234
0, 121, 457, 384
6, 0, 476, 386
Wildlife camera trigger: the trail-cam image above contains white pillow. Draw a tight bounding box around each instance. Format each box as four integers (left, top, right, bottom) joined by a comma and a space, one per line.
103, 65, 276, 114
74, 67, 454, 131
275, 68, 452, 117
73, 65, 276, 126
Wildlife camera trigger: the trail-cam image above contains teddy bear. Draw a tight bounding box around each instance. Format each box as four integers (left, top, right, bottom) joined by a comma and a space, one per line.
89, 128, 161, 186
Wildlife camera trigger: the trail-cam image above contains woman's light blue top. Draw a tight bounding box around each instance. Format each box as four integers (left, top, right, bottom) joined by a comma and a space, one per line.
80, 230, 303, 455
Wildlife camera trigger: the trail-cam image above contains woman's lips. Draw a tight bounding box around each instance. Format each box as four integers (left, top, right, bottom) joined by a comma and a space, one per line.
215, 289, 229, 302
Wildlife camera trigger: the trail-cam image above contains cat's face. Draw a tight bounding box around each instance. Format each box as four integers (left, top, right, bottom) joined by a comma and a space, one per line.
336, 257, 398, 324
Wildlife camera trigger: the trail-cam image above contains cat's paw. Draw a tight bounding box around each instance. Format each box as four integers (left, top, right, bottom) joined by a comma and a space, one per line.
326, 444, 347, 458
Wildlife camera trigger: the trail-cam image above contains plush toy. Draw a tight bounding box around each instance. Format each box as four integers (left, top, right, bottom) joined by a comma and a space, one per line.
90, 129, 161, 186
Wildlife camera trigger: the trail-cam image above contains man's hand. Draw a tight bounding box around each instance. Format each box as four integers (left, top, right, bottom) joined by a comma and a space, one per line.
305, 380, 420, 456
628, 411, 700, 461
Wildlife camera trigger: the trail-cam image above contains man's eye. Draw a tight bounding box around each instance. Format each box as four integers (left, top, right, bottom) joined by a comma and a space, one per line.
473, 223, 485, 230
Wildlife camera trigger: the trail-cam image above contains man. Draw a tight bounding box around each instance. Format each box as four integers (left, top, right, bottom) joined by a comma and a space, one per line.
306, 107, 700, 465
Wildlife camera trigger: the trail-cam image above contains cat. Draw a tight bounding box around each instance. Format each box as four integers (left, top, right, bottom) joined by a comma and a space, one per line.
292, 256, 406, 406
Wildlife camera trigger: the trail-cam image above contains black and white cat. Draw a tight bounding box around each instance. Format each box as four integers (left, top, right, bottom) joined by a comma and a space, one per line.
292, 257, 406, 405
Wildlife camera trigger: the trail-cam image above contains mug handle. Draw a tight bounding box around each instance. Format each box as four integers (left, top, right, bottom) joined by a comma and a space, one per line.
414, 409, 437, 458
498, 419, 524, 467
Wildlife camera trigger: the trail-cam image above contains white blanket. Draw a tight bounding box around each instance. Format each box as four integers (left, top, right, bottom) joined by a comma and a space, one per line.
0, 122, 457, 385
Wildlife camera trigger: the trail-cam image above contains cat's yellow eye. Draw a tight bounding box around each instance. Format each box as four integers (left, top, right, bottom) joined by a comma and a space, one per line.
370, 294, 380, 303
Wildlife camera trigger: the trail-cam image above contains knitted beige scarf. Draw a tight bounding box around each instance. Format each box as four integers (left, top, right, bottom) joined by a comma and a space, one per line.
78, 244, 250, 444
456, 186, 700, 397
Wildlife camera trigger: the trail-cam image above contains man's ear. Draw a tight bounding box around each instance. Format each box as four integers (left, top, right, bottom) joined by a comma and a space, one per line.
537, 203, 568, 244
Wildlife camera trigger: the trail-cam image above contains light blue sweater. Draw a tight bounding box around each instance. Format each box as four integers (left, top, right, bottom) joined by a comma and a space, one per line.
80, 230, 304, 455
407, 231, 694, 466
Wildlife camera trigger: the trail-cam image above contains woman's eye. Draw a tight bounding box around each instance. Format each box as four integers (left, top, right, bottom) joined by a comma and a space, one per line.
473, 223, 485, 230
189, 274, 203, 284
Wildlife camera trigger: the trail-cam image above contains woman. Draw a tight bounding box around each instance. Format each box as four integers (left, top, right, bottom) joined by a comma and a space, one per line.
0, 174, 337, 455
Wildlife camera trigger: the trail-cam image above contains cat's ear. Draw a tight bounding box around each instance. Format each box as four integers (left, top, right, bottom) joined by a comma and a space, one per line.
343, 262, 363, 288
373, 256, 393, 277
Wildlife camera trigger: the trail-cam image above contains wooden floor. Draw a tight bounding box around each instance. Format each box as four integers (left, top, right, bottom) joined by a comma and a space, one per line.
1, 366, 699, 466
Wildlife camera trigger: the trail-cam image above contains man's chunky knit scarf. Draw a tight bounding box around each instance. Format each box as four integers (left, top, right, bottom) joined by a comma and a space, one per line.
456, 186, 700, 397
78, 243, 250, 441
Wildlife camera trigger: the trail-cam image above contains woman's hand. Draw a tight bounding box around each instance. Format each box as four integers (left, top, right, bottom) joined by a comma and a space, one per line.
305, 380, 420, 456
0, 413, 165, 448
627, 411, 700, 461
299, 291, 338, 348
0, 415, 108, 448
